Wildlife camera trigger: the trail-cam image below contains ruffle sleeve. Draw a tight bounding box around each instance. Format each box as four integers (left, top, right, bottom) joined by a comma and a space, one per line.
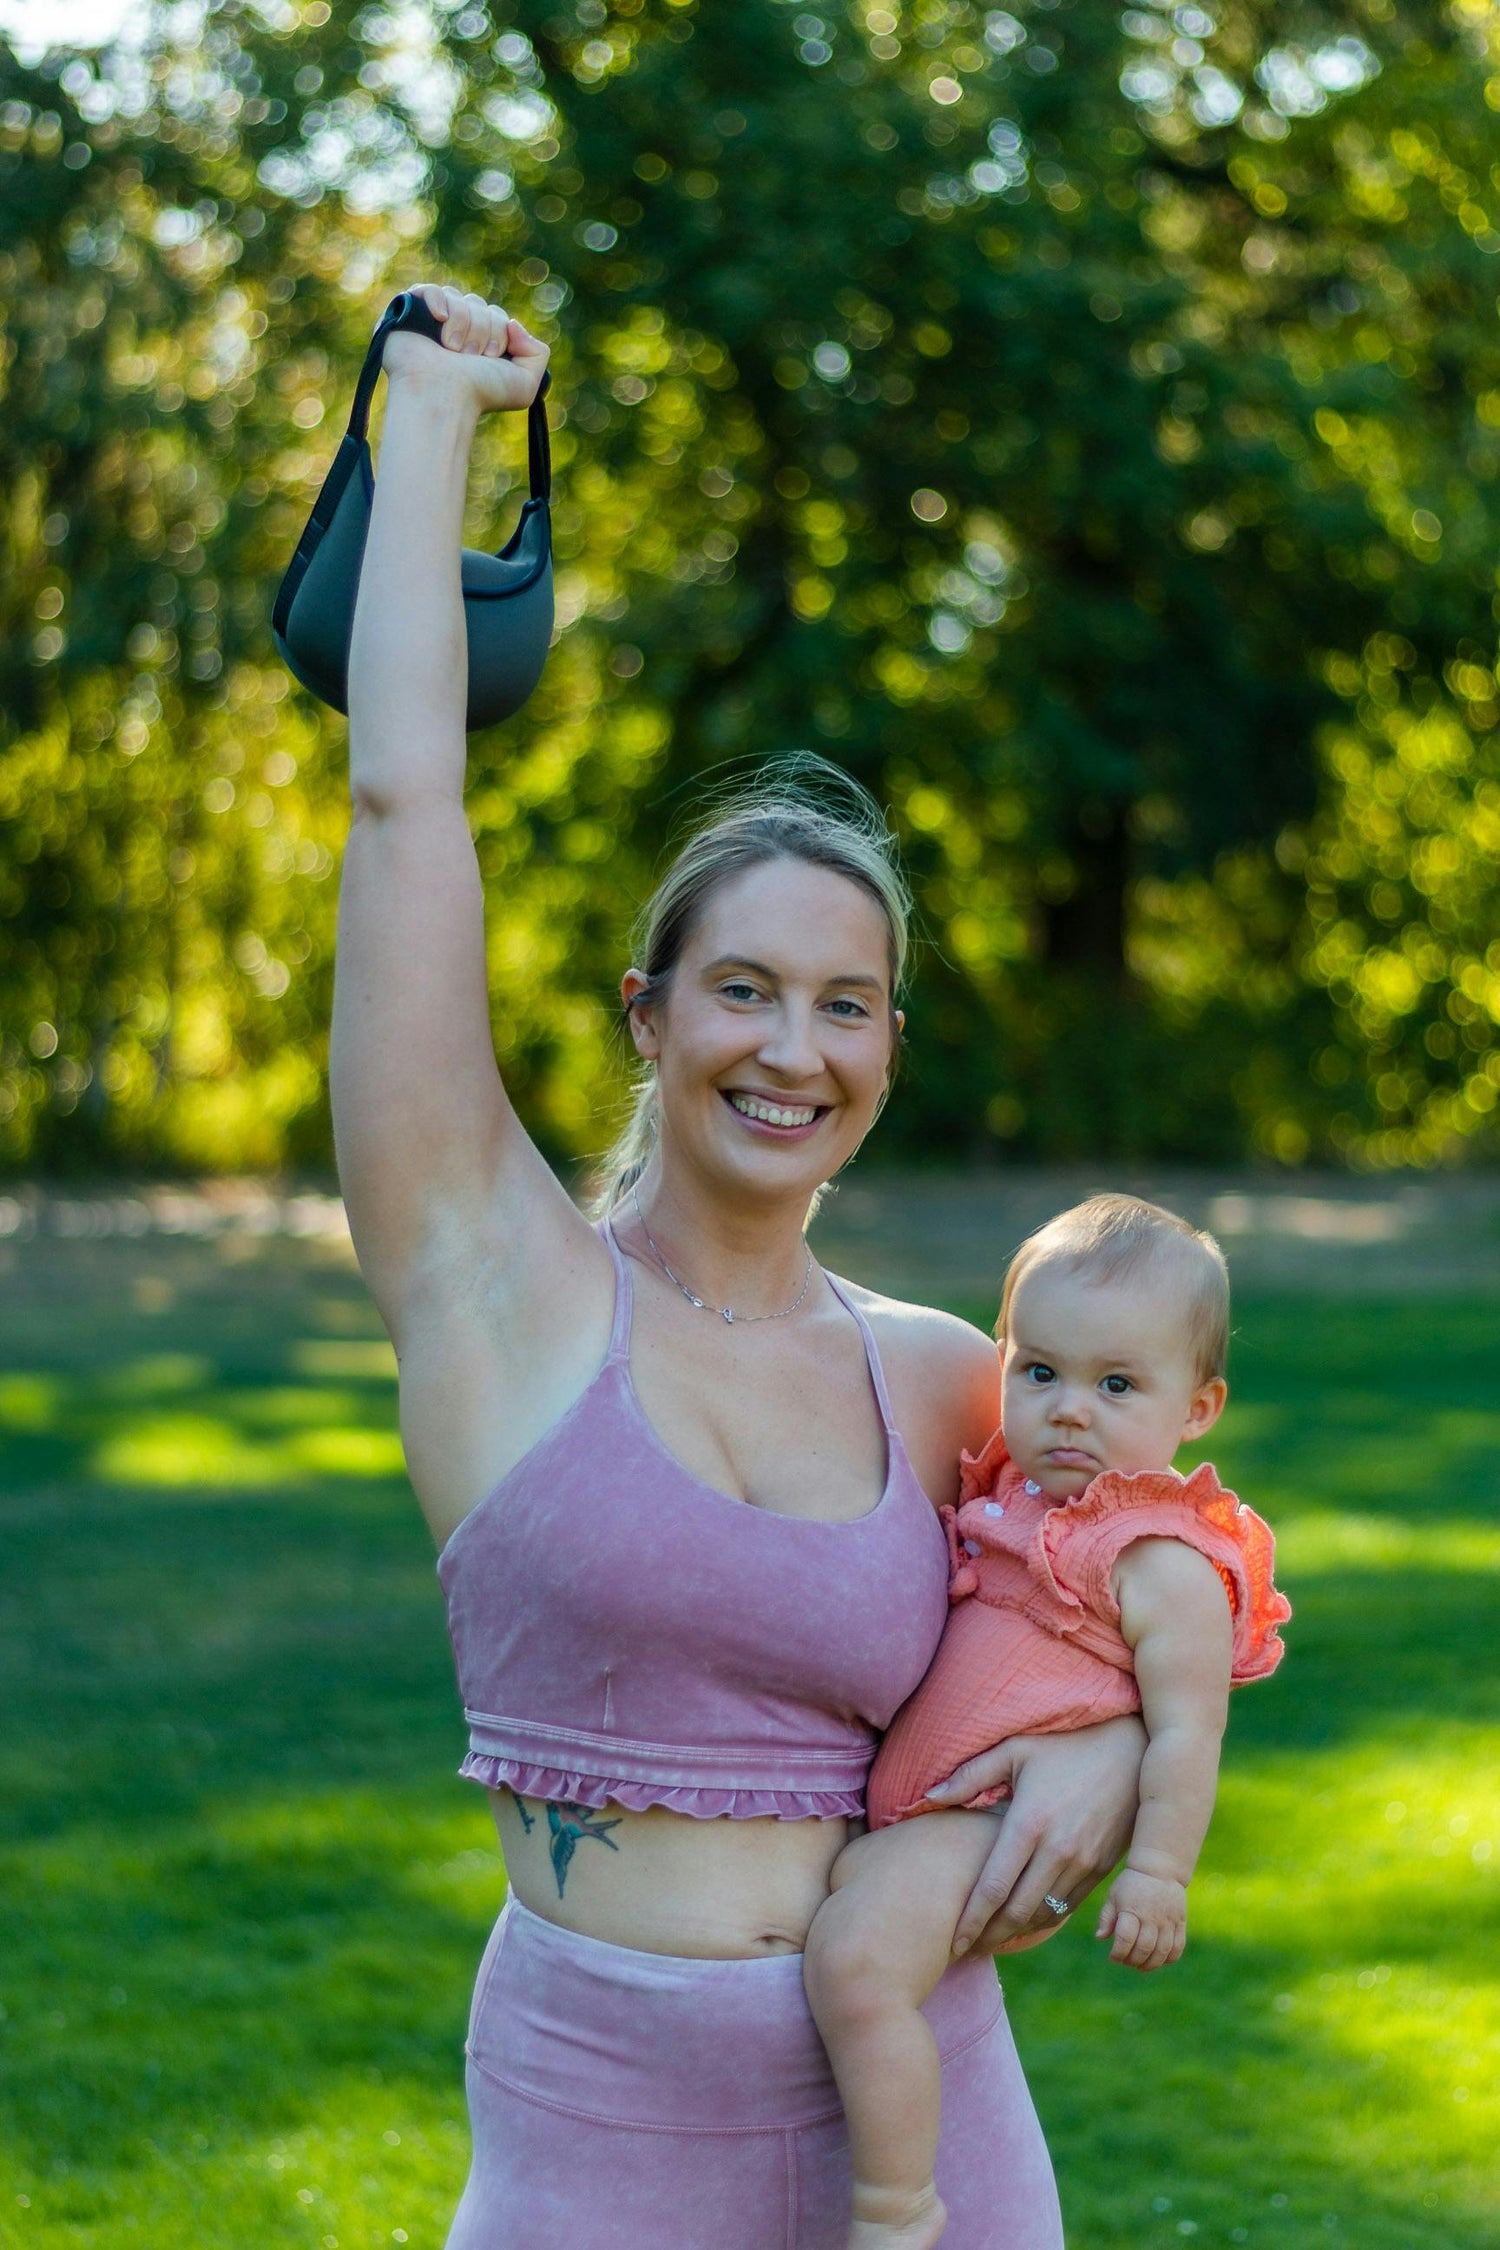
1037, 1461, 1290, 1683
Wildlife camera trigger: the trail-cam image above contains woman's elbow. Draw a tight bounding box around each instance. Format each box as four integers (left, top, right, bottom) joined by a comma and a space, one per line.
348, 775, 404, 824
346, 768, 454, 824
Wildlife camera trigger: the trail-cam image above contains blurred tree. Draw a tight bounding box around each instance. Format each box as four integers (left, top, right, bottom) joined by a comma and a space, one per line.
1, 0, 1497, 1171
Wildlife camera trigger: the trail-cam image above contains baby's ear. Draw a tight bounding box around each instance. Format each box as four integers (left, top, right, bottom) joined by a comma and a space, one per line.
1182, 1374, 1227, 1443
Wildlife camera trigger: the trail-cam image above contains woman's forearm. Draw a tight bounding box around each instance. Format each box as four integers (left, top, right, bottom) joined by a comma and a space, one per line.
346, 374, 479, 809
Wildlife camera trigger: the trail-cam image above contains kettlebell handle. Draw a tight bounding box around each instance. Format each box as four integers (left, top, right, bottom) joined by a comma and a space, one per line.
346, 291, 552, 502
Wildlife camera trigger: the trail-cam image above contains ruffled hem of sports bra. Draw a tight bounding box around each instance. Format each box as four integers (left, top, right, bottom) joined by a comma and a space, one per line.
457, 1751, 865, 1822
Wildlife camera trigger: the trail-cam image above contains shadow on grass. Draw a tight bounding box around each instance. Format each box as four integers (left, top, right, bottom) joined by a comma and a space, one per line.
3, 1796, 497, 2167
1013, 1922, 1498, 2250
0, 1477, 455, 1845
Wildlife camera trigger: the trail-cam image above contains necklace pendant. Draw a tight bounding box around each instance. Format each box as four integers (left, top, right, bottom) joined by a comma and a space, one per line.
722, 1307, 735, 1324
688, 1295, 705, 1310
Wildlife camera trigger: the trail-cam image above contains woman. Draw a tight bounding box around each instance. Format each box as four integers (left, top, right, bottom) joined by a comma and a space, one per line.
333, 282, 1145, 2250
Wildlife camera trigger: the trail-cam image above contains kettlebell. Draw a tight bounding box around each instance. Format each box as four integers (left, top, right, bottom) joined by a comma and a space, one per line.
272, 290, 553, 730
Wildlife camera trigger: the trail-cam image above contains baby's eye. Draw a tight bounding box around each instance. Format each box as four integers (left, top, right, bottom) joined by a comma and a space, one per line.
1024, 1361, 1056, 1386
1102, 1374, 1133, 1396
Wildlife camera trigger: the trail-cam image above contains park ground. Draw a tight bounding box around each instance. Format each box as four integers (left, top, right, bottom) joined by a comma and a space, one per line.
0, 1171, 1497, 2250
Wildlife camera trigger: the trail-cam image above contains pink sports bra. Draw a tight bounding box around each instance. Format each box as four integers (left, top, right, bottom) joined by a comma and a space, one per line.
436, 1217, 950, 1820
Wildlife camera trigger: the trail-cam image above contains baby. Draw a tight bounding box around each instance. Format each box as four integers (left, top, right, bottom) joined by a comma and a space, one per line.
803, 1194, 1290, 2250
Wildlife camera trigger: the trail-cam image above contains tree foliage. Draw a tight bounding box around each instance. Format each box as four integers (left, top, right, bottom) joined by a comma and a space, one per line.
2, 0, 1498, 1172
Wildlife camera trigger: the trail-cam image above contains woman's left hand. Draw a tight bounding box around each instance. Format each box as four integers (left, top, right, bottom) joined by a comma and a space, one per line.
924, 1714, 1147, 1955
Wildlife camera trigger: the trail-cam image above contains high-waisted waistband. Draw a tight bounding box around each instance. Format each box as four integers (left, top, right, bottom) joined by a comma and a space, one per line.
466, 1896, 1004, 2132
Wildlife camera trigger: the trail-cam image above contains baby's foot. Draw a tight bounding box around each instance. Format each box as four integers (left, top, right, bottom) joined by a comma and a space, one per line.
848, 2181, 947, 2249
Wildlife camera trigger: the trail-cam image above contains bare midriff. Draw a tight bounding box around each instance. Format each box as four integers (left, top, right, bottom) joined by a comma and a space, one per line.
491, 1791, 849, 1959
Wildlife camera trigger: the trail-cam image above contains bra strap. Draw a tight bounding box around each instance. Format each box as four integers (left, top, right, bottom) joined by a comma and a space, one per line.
823, 1271, 899, 1437
598, 1212, 635, 1363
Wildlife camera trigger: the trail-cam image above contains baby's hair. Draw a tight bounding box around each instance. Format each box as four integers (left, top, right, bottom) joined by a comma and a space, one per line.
996, 1193, 1230, 1384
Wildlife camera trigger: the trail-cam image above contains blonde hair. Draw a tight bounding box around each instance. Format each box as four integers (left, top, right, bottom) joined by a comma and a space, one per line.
588, 762, 911, 1219
996, 1192, 1231, 1383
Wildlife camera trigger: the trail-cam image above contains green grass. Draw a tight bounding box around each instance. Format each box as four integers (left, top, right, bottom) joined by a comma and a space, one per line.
1, 1238, 1496, 2250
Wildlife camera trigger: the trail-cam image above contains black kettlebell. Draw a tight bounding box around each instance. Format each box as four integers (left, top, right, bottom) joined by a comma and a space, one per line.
272, 291, 553, 730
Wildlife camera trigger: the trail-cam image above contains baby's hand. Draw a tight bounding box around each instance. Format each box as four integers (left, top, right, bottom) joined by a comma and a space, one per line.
1095, 1868, 1187, 1970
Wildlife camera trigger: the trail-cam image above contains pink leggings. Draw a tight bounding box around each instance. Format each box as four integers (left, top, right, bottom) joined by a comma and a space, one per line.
445, 1898, 1063, 2250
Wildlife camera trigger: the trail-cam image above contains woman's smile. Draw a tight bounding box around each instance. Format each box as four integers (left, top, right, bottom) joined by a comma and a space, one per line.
722, 1087, 831, 1138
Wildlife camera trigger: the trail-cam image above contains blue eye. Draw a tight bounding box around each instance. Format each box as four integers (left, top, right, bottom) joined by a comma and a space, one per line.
721, 982, 760, 1002
828, 997, 871, 1018
1102, 1375, 1133, 1396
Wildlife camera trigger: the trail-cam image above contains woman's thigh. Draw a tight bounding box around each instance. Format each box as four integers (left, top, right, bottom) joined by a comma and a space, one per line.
449, 1899, 838, 2250
447, 1899, 1061, 2250
929, 1952, 1064, 2250
450, 2062, 819, 2250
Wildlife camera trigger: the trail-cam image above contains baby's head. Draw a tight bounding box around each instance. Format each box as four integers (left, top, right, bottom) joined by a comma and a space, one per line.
996, 1194, 1229, 1503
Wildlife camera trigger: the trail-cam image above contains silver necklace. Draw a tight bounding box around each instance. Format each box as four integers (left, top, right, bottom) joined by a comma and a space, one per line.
632, 1187, 816, 1326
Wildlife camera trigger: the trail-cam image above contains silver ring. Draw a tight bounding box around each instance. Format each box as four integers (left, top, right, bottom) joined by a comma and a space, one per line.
1042, 1893, 1072, 1918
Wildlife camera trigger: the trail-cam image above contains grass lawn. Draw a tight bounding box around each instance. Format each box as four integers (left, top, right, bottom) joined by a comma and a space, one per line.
0, 1226, 1496, 2250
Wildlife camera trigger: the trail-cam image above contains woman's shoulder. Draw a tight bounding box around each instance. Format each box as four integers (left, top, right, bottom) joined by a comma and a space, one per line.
835, 1277, 996, 1369
835, 1280, 1001, 1455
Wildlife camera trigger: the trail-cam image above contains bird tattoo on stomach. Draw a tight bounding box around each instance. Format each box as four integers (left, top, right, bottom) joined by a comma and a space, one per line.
512, 1794, 623, 1897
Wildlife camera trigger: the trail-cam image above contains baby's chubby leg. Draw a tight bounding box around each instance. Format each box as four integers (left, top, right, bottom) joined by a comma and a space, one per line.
804, 1809, 1002, 2249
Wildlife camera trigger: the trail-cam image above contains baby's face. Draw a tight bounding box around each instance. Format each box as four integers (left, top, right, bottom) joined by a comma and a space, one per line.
999, 1262, 1226, 1504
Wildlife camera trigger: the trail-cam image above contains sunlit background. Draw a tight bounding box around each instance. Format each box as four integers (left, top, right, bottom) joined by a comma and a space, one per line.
3, 0, 1500, 1175
1, 4, 1497, 2249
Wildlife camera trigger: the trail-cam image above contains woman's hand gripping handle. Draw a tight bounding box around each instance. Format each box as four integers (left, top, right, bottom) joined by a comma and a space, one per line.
925, 1714, 1147, 1955
382, 283, 550, 419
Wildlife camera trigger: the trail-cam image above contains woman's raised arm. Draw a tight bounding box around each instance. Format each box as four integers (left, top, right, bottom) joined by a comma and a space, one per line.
331, 285, 581, 1334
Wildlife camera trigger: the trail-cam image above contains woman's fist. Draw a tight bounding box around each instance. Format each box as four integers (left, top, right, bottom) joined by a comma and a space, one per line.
383, 283, 549, 416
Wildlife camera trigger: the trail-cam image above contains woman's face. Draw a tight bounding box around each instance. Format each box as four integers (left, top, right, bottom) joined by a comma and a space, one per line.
623, 857, 901, 1205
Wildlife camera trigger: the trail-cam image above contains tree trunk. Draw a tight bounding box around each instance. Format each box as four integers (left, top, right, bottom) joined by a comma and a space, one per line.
1039, 808, 1131, 985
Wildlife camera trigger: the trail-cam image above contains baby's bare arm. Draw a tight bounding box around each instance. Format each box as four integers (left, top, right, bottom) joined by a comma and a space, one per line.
1116, 1538, 1234, 1880
1101, 1539, 1234, 1968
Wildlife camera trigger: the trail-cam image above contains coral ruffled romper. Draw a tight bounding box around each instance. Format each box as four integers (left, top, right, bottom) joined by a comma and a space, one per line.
865, 1429, 1291, 1830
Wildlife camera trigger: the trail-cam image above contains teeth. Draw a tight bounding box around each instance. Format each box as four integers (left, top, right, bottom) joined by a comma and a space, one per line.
729, 1094, 818, 1128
